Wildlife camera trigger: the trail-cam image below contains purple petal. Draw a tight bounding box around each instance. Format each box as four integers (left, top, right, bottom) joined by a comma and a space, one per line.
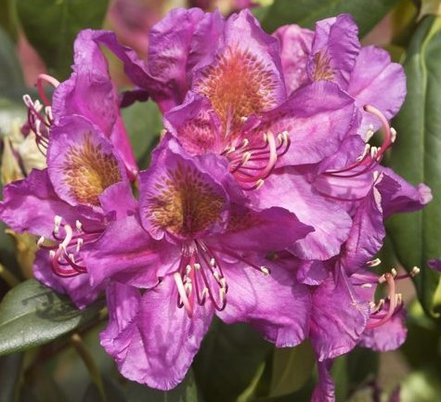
101, 275, 213, 390
217, 205, 313, 253
308, 14, 360, 88
360, 308, 407, 352
217, 260, 311, 347
52, 30, 137, 177
193, 9, 286, 133
47, 116, 127, 209
164, 92, 224, 155
33, 250, 99, 308
296, 260, 328, 286
253, 168, 352, 260
428, 259, 441, 272
273, 24, 313, 94
0, 169, 101, 238
259, 81, 356, 166
311, 359, 335, 402
377, 167, 432, 218
310, 267, 369, 360
348, 46, 406, 133
99, 181, 137, 219
83, 215, 178, 289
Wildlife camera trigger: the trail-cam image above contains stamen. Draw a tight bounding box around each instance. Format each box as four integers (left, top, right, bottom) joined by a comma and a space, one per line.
367, 258, 381, 267
174, 272, 193, 317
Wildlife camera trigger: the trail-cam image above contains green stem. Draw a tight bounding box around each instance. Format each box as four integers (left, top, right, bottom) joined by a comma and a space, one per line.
70, 333, 107, 402
0, 263, 20, 287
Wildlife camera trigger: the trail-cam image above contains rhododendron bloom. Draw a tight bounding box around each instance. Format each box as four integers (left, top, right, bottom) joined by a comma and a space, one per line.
0, 116, 136, 307
84, 137, 314, 389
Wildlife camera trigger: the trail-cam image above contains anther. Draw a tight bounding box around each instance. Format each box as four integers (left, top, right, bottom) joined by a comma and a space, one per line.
194, 263, 201, 270
260, 266, 270, 275
37, 236, 45, 248
411, 266, 420, 276
210, 258, 216, 267
54, 215, 62, 232
391, 268, 398, 277
367, 258, 381, 267
361, 283, 373, 288
75, 220, 83, 231
255, 179, 265, 190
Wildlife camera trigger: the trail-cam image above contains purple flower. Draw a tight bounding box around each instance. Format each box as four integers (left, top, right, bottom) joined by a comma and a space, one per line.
83, 136, 313, 389
0, 116, 136, 307
23, 30, 138, 179
275, 14, 406, 133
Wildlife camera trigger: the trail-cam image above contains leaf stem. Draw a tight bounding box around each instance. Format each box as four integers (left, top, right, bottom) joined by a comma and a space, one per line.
70, 333, 107, 402
0, 263, 20, 287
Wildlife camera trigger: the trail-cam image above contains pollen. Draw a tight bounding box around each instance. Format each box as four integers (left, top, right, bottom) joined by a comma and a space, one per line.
195, 46, 279, 134
147, 163, 225, 237
312, 51, 334, 81
62, 133, 121, 206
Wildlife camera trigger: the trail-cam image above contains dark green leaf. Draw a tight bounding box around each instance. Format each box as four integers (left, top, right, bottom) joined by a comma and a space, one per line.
387, 15, 441, 319
193, 320, 272, 402
121, 100, 163, 169
16, 0, 109, 80
124, 370, 199, 402
0, 26, 25, 100
0, 0, 19, 40
0, 352, 23, 402
258, 0, 400, 37
268, 341, 314, 398
0, 279, 103, 355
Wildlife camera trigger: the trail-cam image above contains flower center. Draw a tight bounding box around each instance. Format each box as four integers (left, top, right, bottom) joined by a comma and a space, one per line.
62, 133, 122, 206
195, 47, 279, 135
146, 162, 225, 237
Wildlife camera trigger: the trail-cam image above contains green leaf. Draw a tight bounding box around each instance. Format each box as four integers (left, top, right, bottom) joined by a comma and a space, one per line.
387, 15, 441, 319
258, 0, 400, 37
0, 279, 104, 355
16, 0, 109, 80
0, 352, 23, 402
121, 100, 163, 169
124, 370, 199, 402
0, 26, 25, 101
193, 320, 272, 402
0, 0, 19, 40
268, 341, 314, 398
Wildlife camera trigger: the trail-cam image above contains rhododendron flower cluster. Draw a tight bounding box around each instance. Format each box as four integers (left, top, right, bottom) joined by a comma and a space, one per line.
0, 8, 432, 402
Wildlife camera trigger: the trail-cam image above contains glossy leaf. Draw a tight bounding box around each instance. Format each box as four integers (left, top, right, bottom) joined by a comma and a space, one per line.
121, 100, 162, 169
16, 0, 109, 80
0, 352, 23, 401
258, 0, 400, 36
0, 26, 25, 101
193, 320, 272, 402
387, 15, 441, 318
268, 341, 315, 397
0, 279, 103, 355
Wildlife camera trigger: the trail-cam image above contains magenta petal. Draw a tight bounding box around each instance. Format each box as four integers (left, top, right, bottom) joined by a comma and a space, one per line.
218, 205, 313, 252
348, 46, 406, 133
99, 182, 137, 219
52, 30, 137, 177
262, 81, 356, 166
164, 92, 224, 155
33, 250, 99, 309
296, 260, 328, 286
273, 24, 313, 95
308, 14, 360, 88
0, 169, 100, 237
101, 275, 214, 390
311, 359, 335, 402
254, 169, 352, 260
83, 215, 177, 289
310, 268, 369, 360
360, 309, 407, 352
217, 261, 310, 347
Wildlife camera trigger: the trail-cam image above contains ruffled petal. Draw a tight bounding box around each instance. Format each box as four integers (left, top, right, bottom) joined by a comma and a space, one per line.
217, 260, 311, 347
0, 169, 100, 237
310, 267, 369, 360
253, 168, 352, 260
273, 24, 313, 94
348, 46, 406, 133
308, 14, 360, 88
101, 275, 214, 390
33, 249, 99, 309
311, 359, 335, 402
